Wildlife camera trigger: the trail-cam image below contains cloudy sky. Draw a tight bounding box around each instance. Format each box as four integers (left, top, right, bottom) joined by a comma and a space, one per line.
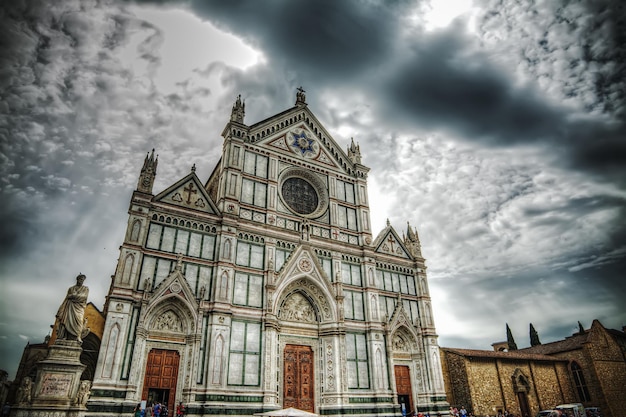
1, 0, 625, 379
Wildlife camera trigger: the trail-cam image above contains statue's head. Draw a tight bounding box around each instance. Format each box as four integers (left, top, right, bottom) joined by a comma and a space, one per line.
76, 273, 86, 284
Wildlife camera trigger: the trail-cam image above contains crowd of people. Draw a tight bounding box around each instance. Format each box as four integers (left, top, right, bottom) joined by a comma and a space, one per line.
448, 406, 522, 417
133, 401, 185, 417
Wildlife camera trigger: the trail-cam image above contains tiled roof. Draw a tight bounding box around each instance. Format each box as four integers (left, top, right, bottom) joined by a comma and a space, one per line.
606, 328, 626, 341
519, 332, 589, 355
441, 347, 567, 362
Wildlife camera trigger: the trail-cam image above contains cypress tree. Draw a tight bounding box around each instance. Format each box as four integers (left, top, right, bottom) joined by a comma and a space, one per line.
506, 323, 518, 350
530, 323, 541, 346
578, 321, 585, 333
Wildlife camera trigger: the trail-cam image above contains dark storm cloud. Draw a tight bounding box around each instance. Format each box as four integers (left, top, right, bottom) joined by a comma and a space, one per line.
383, 27, 564, 142
187, 0, 410, 79
379, 24, 626, 185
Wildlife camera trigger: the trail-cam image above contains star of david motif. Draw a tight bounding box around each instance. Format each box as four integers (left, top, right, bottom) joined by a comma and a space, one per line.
291, 131, 315, 156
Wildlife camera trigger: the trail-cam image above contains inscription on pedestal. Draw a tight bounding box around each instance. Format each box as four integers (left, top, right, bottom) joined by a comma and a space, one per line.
39, 373, 72, 397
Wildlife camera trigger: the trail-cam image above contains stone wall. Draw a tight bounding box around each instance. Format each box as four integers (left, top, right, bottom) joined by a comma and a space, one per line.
440, 349, 576, 417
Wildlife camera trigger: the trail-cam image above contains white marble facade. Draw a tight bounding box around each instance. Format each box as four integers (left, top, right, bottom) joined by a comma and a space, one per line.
86, 91, 449, 417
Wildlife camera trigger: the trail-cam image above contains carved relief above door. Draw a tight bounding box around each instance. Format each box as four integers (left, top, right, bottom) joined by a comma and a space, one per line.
283, 344, 314, 412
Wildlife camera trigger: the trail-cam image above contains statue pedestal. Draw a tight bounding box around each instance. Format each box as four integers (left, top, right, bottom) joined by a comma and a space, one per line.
13, 341, 88, 417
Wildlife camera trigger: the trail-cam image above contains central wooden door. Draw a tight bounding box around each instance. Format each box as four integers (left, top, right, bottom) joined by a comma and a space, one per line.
394, 365, 414, 415
283, 344, 314, 412
142, 349, 179, 407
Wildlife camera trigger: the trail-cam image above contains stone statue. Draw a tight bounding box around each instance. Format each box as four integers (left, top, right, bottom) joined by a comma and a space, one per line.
73, 380, 91, 406
144, 277, 152, 292
56, 273, 89, 343
16, 377, 32, 405
296, 86, 306, 104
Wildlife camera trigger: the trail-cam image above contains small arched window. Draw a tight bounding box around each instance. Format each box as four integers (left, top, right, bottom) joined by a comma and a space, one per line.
130, 220, 141, 242
571, 361, 591, 402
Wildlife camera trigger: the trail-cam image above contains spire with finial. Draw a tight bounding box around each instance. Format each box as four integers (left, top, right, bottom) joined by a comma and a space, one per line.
347, 137, 362, 164
386, 218, 391, 227
406, 222, 418, 242
404, 222, 422, 258
137, 148, 158, 194
191, 163, 196, 173
231, 94, 245, 123
295, 86, 306, 106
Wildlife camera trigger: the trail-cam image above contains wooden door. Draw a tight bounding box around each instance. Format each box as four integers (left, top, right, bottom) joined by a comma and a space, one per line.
283, 345, 314, 412
142, 349, 179, 407
517, 392, 530, 417
394, 365, 414, 415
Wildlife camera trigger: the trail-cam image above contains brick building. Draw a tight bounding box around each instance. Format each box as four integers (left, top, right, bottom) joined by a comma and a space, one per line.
440, 347, 575, 417
440, 320, 626, 417
520, 320, 626, 417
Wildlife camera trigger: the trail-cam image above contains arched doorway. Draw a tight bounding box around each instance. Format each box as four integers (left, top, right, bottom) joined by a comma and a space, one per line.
277, 288, 322, 413
512, 369, 531, 417
390, 325, 420, 416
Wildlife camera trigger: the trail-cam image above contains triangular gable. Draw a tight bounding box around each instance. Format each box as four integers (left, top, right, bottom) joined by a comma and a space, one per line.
272, 244, 337, 323
373, 224, 411, 259
388, 298, 421, 350
249, 107, 353, 174
388, 297, 412, 327
148, 259, 198, 314
154, 171, 219, 214
275, 245, 333, 288
259, 125, 340, 170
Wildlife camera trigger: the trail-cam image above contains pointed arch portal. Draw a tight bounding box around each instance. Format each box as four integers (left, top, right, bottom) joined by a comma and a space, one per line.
275, 276, 329, 414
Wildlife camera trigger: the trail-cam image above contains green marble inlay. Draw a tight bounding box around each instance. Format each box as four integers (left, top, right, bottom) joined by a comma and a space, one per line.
194, 394, 263, 402
90, 389, 126, 398
348, 397, 393, 404
320, 406, 397, 415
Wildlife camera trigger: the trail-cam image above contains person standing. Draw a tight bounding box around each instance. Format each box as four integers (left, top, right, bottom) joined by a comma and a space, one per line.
176, 402, 185, 416
154, 401, 161, 417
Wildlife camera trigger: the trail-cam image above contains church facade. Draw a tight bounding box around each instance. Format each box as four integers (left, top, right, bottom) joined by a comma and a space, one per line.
87, 90, 448, 416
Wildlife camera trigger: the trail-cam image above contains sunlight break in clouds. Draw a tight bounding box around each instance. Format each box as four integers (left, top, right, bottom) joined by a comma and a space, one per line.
423, 0, 476, 31
123, 6, 263, 94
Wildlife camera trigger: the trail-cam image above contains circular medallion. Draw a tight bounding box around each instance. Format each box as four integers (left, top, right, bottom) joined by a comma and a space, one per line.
170, 282, 182, 293
298, 258, 312, 272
